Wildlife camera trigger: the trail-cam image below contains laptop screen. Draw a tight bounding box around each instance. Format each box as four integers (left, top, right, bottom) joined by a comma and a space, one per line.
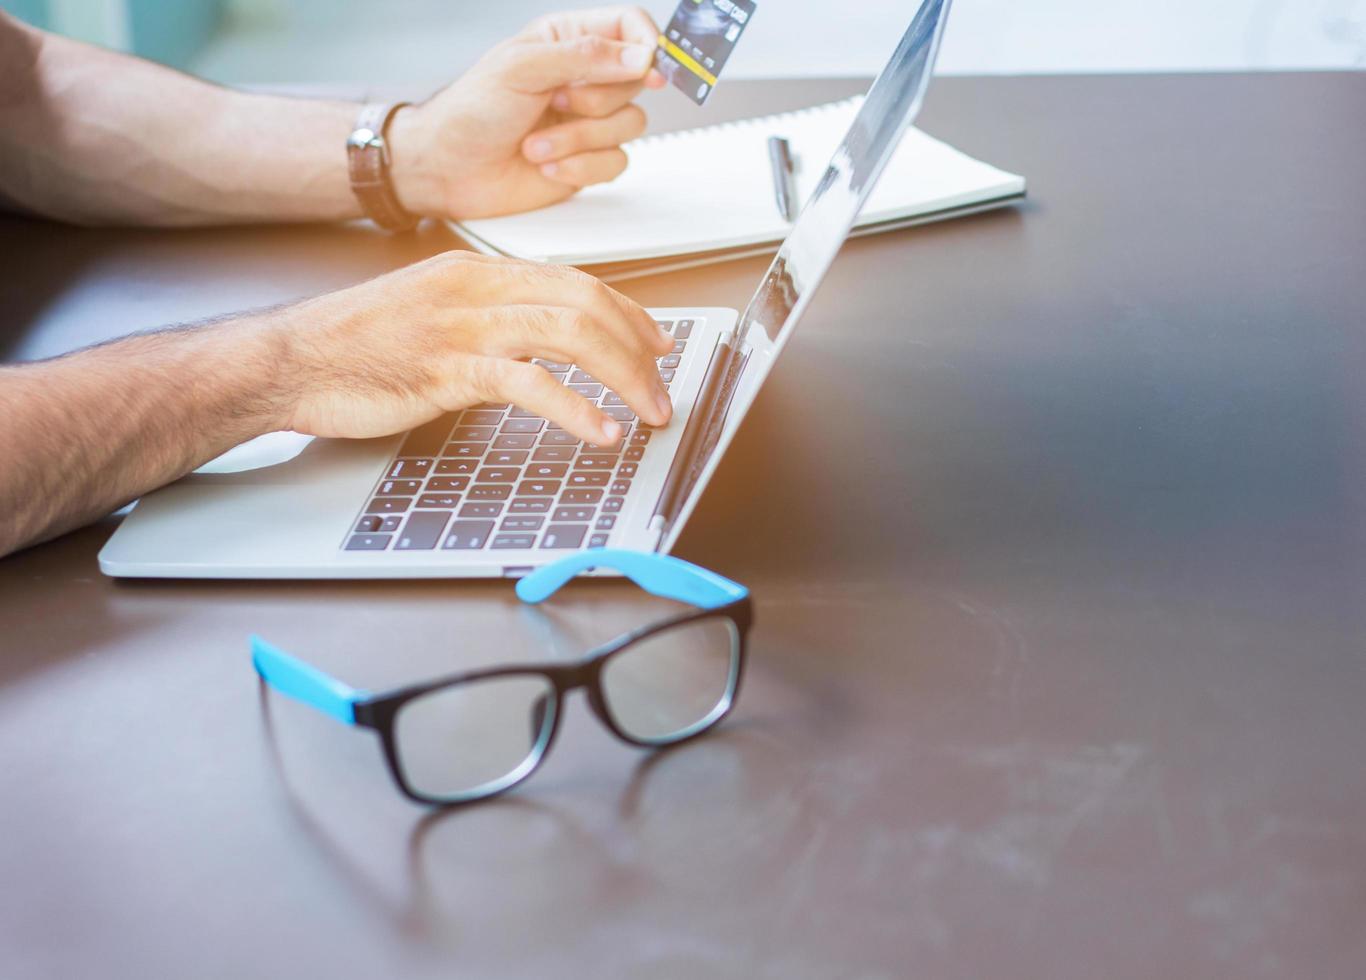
655, 0, 955, 545
734, 0, 953, 352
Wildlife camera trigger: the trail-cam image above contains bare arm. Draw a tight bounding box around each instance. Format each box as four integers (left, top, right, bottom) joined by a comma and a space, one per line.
0, 252, 675, 559
0, 7, 666, 226
0, 12, 358, 225
0, 316, 295, 552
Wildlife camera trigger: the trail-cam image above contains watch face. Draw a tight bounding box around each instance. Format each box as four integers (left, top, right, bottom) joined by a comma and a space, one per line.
347, 128, 382, 150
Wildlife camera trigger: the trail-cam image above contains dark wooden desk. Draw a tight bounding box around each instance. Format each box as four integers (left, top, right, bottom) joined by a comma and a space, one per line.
2, 74, 1364, 979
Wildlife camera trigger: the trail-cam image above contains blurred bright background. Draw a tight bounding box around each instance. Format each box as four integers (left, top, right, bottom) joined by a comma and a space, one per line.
2, 0, 1364, 83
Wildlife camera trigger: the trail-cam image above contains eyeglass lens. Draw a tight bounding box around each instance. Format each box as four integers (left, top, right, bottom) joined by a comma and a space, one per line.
600, 616, 741, 743
393, 673, 556, 801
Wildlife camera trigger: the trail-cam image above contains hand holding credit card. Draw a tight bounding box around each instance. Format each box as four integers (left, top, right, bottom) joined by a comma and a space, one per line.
654, 0, 757, 105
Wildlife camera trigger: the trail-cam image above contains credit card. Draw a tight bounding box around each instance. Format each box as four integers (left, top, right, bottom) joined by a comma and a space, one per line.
654, 0, 757, 105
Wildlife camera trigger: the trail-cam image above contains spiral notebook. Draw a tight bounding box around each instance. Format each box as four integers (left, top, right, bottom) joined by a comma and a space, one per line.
451, 97, 1026, 282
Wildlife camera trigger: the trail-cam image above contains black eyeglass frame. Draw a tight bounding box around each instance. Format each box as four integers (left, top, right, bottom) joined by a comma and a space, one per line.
349, 596, 753, 806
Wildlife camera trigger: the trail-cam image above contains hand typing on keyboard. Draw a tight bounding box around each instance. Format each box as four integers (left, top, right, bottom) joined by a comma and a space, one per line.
282, 251, 674, 447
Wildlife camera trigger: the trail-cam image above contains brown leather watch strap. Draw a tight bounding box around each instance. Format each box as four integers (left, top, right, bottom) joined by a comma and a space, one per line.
347, 102, 419, 232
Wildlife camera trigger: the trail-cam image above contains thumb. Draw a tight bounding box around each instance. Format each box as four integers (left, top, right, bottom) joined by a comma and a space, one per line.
492, 35, 656, 93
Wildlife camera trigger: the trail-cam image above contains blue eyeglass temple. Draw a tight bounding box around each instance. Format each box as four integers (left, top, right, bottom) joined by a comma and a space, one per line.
252, 550, 747, 727
515, 549, 747, 608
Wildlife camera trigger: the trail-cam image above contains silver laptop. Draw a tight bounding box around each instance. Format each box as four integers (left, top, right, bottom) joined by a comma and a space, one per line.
99, 0, 954, 580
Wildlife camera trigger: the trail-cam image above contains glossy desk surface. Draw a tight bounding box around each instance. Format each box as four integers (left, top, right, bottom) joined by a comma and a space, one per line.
2, 74, 1364, 979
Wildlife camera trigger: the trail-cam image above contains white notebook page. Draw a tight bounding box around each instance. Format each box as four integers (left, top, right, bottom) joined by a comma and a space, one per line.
454, 97, 1025, 267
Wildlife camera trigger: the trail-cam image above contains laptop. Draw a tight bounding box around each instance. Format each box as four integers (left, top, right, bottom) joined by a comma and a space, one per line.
99, 0, 955, 580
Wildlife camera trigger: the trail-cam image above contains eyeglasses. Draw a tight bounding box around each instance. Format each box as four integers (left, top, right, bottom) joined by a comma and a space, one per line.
251, 550, 752, 806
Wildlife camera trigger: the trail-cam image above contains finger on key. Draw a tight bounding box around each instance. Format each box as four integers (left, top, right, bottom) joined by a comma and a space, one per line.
480, 305, 670, 427
462, 358, 620, 446
483, 266, 672, 419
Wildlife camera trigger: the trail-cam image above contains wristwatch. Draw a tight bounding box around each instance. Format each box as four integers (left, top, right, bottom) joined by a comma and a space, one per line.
346, 102, 419, 232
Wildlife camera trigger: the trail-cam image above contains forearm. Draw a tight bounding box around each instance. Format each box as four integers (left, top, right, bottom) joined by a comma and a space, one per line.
0, 12, 361, 226
0, 314, 294, 557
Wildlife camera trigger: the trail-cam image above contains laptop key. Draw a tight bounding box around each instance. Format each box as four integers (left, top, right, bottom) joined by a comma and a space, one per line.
609, 480, 631, 495
379, 516, 401, 531
604, 407, 635, 422
459, 503, 503, 519
417, 493, 462, 509
346, 534, 392, 551
533, 360, 571, 372
427, 477, 469, 492
602, 497, 625, 513
444, 443, 484, 458
674, 320, 693, 338
671, 340, 686, 354
502, 418, 544, 434
442, 521, 495, 550
508, 405, 541, 418
630, 430, 651, 445
541, 431, 579, 447
533, 446, 575, 461
460, 410, 504, 427
501, 517, 544, 531
567, 471, 609, 488
561, 488, 603, 504
575, 454, 617, 470
618, 463, 639, 478
492, 533, 537, 550
569, 370, 597, 385
356, 516, 382, 533
509, 499, 552, 514
568, 384, 603, 398
388, 458, 433, 478
624, 447, 644, 461
492, 434, 535, 450
595, 515, 616, 530
487, 449, 529, 466
396, 511, 450, 550
517, 480, 561, 496
659, 355, 681, 369
540, 525, 588, 549
553, 506, 595, 523
377, 479, 422, 496
588, 533, 610, 549
527, 463, 568, 479
477, 468, 519, 483
660, 369, 675, 383
398, 415, 455, 457
366, 496, 412, 514
451, 426, 495, 443
602, 392, 626, 407
436, 458, 477, 475
469, 485, 512, 501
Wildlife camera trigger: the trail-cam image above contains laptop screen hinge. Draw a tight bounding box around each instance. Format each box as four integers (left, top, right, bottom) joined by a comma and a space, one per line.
650, 334, 748, 537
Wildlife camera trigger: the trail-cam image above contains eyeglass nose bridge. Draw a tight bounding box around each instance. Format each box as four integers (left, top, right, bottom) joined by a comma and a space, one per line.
547, 657, 624, 739
550, 656, 604, 695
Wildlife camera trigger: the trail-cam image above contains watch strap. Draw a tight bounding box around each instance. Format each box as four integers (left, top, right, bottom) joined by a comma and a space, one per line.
347, 102, 419, 232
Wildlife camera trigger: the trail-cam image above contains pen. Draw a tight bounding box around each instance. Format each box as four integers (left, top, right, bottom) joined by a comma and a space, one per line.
767, 135, 797, 222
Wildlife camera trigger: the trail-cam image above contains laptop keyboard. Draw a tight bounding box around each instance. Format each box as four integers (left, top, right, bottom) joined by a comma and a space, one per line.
343, 318, 695, 554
